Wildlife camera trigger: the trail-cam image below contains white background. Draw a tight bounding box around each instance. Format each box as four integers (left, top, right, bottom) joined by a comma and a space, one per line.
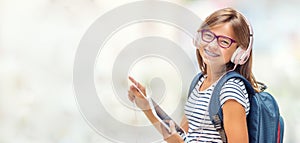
1, 0, 299, 142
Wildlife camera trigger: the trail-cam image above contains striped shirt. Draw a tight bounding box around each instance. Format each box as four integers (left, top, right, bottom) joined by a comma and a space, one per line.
182, 75, 249, 143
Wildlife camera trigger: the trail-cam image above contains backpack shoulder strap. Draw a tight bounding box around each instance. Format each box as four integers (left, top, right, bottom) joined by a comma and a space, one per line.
209, 71, 255, 142
187, 73, 203, 99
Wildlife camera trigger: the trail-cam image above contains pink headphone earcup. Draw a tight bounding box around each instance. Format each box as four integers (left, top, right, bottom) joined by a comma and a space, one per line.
231, 47, 246, 65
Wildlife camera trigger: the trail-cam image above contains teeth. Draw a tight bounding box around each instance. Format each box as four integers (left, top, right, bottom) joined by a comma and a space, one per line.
205, 49, 219, 57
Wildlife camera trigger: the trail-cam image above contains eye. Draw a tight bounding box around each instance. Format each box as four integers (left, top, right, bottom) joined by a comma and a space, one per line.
202, 32, 214, 41
219, 37, 231, 47
220, 40, 229, 45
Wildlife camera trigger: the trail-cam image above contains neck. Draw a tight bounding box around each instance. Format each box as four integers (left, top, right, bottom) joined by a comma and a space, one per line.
206, 65, 227, 83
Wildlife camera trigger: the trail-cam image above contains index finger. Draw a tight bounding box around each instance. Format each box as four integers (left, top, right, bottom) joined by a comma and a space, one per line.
128, 76, 138, 85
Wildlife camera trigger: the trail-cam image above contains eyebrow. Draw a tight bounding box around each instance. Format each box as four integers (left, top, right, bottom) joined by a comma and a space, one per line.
211, 30, 234, 39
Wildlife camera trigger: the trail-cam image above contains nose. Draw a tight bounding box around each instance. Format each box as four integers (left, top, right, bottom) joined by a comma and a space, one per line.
207, 39, 219, 49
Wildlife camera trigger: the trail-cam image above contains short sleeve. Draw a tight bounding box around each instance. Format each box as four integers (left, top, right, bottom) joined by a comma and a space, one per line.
219, 78, 250, 115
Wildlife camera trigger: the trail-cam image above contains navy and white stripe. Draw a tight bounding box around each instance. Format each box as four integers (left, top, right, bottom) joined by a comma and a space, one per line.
220, 78, 250, 114
182, 76, 249, 142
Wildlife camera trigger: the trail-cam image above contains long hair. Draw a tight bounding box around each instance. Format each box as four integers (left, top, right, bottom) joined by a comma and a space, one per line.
196, 7, 260, 92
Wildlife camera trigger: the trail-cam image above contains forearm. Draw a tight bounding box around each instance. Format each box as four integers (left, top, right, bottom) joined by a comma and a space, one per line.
164, 134, 185, 143
180, 115, 189, 133
143, 109, 163, 134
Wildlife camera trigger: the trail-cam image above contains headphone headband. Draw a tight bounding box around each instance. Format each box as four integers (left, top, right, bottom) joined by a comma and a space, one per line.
242, 11, 253, 58
231, 10, 254, 65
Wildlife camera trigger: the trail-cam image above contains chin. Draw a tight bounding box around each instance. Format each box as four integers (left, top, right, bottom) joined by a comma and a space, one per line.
204, 59, 227, 66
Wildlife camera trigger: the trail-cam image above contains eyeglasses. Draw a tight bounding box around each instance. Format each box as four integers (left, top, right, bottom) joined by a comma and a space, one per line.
194, 29, 236, 48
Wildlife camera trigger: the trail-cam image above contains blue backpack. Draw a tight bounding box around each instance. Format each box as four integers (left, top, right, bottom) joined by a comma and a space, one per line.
188, 71, 284, 143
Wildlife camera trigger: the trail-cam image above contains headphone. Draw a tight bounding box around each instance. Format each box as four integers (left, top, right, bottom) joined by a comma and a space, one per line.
230, 12, 253, 65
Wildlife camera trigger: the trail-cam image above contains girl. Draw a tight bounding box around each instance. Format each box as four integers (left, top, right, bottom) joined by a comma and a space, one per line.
128, 7, 260, 143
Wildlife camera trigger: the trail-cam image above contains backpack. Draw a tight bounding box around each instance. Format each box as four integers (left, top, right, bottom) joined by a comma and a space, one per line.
188, 71, 284, 143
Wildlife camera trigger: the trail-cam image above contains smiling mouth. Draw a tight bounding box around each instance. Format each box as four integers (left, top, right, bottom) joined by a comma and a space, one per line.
204, 49, 220, 57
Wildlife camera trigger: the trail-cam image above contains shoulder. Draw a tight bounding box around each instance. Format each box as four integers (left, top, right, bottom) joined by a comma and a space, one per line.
221, 78, 247, 95
219, 77, 250, 114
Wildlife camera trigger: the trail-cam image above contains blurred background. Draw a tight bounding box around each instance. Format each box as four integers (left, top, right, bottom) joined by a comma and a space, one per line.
1, 0, 300, 143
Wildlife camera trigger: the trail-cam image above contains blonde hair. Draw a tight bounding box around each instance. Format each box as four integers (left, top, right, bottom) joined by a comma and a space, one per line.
196, 7, 260, 92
